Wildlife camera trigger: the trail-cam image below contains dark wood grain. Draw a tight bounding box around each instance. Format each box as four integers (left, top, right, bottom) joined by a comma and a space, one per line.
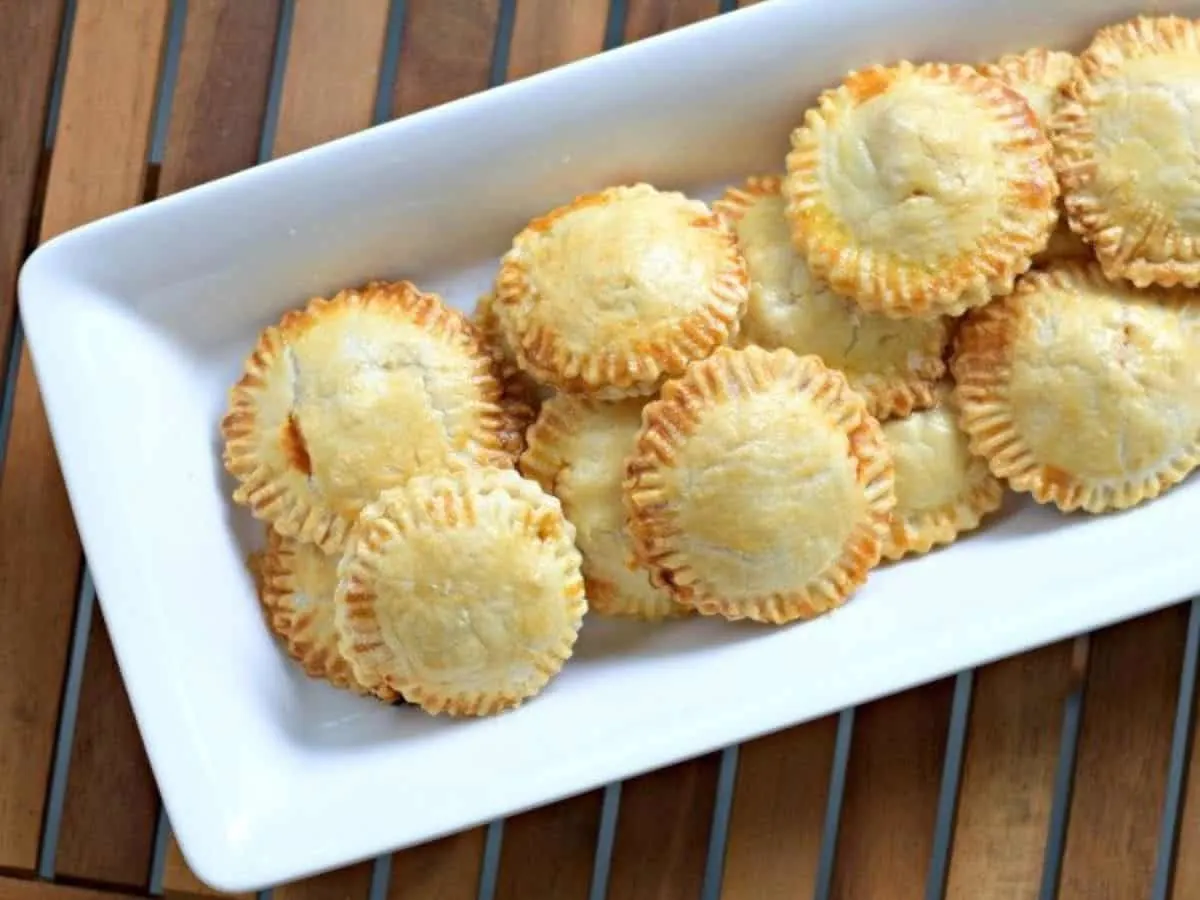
605, 755, 722, 899
829, 680, 954, 900
0, 0, 168, 873
944, 642, 1075, 900
1058, 608, 1187, 900
494, 792, 604, 900
392, 0, 502, 117
625, 0, 719, 42
720, 717, 838, 900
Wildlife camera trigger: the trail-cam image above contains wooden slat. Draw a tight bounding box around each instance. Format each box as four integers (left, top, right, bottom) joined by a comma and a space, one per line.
624, 0, 719, 42
388, 830, 485, 900
392, 0, 501, 117
1058, 608, 1187, 900
719, 717, 838, 900
829, 680, 954, 900
1170, 625, 1200, 899
605, 755, 722, 898
163, 832, 252, 900
0, 0, 169, 873
494, 792, 604, 900
270, 0, 390, 159
275, 864, 374, 900
0, 875, 141, 900
506, 0, 609, 82
0, 0, 64, 357
53, 2, 281, 886
944, 641, 1076, 900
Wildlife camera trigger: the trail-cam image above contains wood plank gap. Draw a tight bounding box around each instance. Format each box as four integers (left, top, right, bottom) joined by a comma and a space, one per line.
814, 709, 855, 900
587, 783, 622, 900
35, 571, 95, 878
477, 821, 504, 900
489, 0, 519, 88
257, 0, 296, 164
925, 670, 974, 900
147, 806, 169, 896
699, 745, 739, 900
603, 0, 629, 49
373, 0, 409, 125
1038, 636, 1090, 900
1152, 599, 1200, 900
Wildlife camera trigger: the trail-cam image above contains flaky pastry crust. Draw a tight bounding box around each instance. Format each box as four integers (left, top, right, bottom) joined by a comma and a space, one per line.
494, 183, 748, 398
624, 346, 895, 624
258, 529, 382, 695
714, 175, 950, 420
952, 261, 1200, 513
221, 280, 519, 553
1051, 15, 1200, 287
521, 395, 685, 620
334, 468, 586, 716
784, 61, 1059, 318
472, 290, 545, 457
880, 385, 1005, 560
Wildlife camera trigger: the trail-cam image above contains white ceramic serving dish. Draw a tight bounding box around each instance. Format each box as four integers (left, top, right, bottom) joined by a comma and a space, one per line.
18, 0, 1200, 890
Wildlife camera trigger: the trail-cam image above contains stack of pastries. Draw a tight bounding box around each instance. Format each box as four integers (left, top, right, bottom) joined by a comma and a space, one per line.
220, 14, 1200, 717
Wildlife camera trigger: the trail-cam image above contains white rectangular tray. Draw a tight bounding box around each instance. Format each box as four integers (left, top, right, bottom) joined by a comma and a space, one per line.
19, 0, 1200, 891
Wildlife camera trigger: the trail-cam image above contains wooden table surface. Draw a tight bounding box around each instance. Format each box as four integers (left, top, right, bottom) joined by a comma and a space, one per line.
2, 2, 1199, 899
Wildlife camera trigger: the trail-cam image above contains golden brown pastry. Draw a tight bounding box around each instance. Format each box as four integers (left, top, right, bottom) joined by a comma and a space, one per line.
258, 529, 383, 695
952, 261, 1200, 513
880, 386, 1005, 560
521, 395, 684, 620
784, 61, 1059, 318
472, 290, 545, 457
221, 280, 519, 553
981, 48, 1092, 267
714, 175, 951, 420
1052, 15, 1200, 288
494, 183, 748, 398
624, 346, 895, 624
334, 467, 586, 716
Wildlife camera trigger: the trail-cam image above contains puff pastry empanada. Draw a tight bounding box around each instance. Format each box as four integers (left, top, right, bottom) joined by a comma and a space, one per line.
624, 346, 895, 624
714, 175, 950, 420
521, 395, 684, 620
784, 61, 1058, 318
952, 261, 1200, 513
495, 183, 748, 398
221, 280, 518, 553
258, 528, 383, 696
1052, 15, 1200, 288
334, 468, 586, 716
880, 386, 1005, 560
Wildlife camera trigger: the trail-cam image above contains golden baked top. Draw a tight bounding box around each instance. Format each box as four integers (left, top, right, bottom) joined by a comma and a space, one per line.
714, 175, 950, 419
879, 386, 1004, 560
494, 183, 748, 398
221, 280, 518, 553
334, 467, 587, 716
952, 261, 1200, 512
1051, 14, 1200, 288
521, 395, 682, 620
784, 61, 1059, 318
624, 346, 895, 624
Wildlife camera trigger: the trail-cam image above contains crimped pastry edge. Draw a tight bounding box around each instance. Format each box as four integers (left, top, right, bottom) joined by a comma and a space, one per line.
519, 393, 689, 621
950, 260, 1200, 513
220, 279, 518, 554
783, 60, 1059, 318
334, 467, 587, 716
714, 174, 949, 420
1050, 14, 1200, 288
494, 183, 749, 399
623, 345, 896, 624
